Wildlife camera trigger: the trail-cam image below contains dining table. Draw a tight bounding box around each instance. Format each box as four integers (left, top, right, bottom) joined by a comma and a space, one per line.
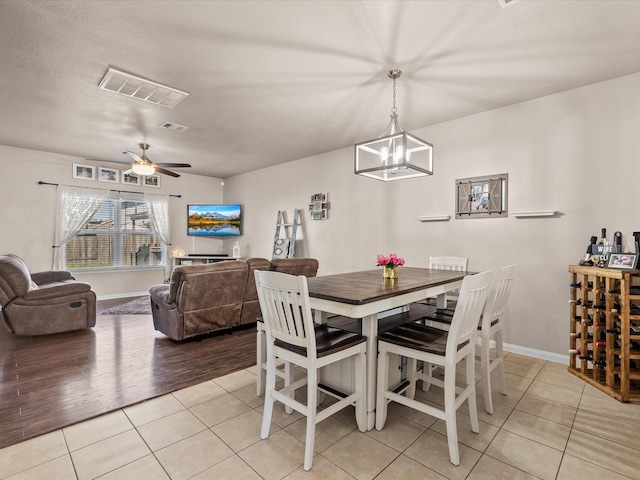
306, 267, 469, 431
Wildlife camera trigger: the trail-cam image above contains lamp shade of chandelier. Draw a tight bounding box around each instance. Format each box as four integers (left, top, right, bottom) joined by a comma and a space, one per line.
354, 70, 433, 181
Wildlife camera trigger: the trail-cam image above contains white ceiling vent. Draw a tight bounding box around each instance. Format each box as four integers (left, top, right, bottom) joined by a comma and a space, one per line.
160, 122, 189, 133
498, 0, 520, 8
98, 68, 189, 108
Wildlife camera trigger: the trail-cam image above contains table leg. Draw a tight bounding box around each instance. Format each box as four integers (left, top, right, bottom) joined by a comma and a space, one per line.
361, 313, 378, 431
436, 293, 447, 309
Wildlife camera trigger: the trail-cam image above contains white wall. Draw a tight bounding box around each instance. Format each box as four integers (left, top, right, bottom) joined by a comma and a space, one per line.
223, 72, 640, 356
0, 145, 225, 297
2, 73, 639, 355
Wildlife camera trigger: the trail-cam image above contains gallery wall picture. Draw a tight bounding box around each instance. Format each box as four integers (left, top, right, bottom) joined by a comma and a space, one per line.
121, 171, 141, 185
72, 163, 96, 180
97, 167, 119, 183
143, 175, 161, 188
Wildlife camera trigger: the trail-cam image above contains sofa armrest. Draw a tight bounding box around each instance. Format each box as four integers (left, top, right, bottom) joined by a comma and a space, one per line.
22, 282, 92, 301
150, 284, 174, 306
30, 270, 75, 286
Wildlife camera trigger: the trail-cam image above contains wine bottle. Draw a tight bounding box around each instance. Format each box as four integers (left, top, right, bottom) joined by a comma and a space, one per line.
570, 282, 593, 289
599, 228, 608, 247
603, 326, 640, 334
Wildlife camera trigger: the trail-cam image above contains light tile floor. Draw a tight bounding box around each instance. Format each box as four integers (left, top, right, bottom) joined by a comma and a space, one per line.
1, 352, 639, 480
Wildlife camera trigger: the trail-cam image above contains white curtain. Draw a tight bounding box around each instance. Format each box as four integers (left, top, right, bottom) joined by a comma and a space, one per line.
144, 193, 171, 246
53, 185, 109, 270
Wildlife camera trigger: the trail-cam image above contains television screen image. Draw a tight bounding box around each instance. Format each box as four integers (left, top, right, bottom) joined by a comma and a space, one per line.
188, 204, 242, 236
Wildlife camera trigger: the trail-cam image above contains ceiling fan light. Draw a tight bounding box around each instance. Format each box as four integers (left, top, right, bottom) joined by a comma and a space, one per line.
132, 164, 155, 176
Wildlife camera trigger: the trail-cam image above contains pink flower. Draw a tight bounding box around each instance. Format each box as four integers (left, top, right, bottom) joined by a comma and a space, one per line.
376, 253, 405, 267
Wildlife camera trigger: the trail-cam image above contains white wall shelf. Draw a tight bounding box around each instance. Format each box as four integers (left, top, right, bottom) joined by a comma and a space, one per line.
418, 215, 451, 222
511, 211, 559, 218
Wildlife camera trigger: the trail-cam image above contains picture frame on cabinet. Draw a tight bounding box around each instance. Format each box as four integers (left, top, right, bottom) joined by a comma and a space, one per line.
97, 167, 119, 183
606, 253, 638, 270
72, 163, 96, 180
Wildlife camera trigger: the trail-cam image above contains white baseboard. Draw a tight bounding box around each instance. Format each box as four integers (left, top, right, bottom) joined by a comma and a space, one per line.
504, 342, 567, 365
97, 291, 149, 301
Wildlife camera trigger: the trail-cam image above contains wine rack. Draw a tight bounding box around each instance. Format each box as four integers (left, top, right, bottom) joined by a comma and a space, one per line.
569, 265, 640, 402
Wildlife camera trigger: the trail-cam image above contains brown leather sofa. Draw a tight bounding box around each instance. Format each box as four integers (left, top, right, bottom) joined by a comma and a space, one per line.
0, 254, 96, 335
150, 257, 319, 341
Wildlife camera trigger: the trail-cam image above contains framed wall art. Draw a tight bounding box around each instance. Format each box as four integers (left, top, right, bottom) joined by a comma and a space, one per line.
97, 167, 119, 183
455, 173, 508, 219
143, 175, 161, 188
72, 163, 96, 180
309, 193, 330, 220
121, 171, 141, 186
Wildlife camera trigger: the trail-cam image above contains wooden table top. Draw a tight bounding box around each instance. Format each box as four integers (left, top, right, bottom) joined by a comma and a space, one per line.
306, 267, 469, 305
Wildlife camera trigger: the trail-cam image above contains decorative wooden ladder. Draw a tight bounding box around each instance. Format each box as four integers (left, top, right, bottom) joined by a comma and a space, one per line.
272, 209, 300, 259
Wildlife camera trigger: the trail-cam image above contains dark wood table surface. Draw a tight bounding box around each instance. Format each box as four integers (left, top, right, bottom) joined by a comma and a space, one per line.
306, 267, 469, 304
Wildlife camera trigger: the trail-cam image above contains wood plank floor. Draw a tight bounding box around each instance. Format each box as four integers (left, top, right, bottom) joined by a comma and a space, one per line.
0, 298, 257, 449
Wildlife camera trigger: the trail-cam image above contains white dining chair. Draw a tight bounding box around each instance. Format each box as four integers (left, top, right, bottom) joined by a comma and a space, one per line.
428, 256, 469, 308
255, 270, 367, 471
375, 270, 493, 466
421, 264, 516, 414
479, 264, 517, 414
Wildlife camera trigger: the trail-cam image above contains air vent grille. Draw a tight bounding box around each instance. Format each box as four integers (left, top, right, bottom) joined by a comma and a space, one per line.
160, 122, 189, 133
98, 68, 189, 109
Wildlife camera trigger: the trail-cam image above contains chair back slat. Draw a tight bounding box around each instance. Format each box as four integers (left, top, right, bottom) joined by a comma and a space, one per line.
255, 270, 315, 352
484, 264, 517, 323
429, 256, 469, 271
447, 270, 493, 350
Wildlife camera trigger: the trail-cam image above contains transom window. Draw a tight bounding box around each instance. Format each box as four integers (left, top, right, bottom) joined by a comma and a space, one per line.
64, 195, 164, 270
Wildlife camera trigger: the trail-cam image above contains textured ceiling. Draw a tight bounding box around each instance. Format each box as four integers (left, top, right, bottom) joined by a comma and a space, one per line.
1, 0, 639, 178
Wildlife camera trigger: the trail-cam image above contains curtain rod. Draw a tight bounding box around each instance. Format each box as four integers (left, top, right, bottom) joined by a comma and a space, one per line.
38, 181, 181, 198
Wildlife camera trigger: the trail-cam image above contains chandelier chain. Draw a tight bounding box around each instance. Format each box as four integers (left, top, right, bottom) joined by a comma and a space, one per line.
391, 76, 397, 116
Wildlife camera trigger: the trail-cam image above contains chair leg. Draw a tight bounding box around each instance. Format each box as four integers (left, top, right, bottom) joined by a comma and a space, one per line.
354, 350, 366, 432
407, 357, 417, 399
304, 367, 318, 471
480, 334, 493, 414
495, 330, 508, 395
375, 348, 390, 431
284, 360, 293, 414
261, 352, 277, 439
443, 364, 460, 466
466, 353, 479, 434
256, 326, 266, 396
421, 363, 434, 392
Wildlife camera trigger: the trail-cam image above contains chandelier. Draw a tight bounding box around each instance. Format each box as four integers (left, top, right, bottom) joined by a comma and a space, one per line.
354, 70, 433, 181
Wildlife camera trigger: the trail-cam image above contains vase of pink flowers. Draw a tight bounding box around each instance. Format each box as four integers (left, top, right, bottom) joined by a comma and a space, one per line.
377, 253, 405, 279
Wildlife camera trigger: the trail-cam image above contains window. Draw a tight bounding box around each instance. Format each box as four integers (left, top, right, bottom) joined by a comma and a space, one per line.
64, 195, 163, 269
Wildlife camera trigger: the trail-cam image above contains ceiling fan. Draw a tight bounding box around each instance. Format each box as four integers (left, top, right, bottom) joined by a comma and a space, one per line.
123, 143, 191, 178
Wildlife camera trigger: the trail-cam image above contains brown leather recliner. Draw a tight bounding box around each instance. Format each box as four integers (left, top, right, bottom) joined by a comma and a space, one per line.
0, 254, 96, 335
270, 257, 319, 278
240, 258, 272, 326
243, 257, 320, 327
150, 260, 249, 341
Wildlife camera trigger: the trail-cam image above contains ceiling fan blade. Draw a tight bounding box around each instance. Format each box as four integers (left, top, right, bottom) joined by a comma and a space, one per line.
124, 151, 144, 163
154, 162, 191, 168
155, 167, 181, 177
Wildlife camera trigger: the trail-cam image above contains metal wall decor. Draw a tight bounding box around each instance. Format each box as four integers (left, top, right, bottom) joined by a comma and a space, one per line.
455, 173, 508, 219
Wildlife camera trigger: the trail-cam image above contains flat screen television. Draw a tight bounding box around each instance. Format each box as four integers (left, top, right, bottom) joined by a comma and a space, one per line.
187, 204, 242, 236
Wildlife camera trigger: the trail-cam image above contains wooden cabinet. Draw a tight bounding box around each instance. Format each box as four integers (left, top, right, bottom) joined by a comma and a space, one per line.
568, 265, 640, 402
